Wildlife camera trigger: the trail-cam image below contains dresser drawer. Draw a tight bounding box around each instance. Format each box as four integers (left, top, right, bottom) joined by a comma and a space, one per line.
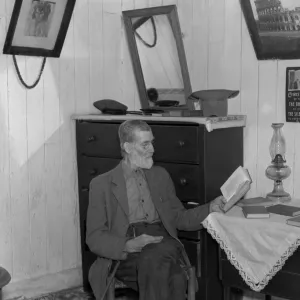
77, 157, 121, 220
156, 162, 204, 203
77, 156, 120, 187
152, 125, 200, 163
77, 122, 121, 158
77, 157, 203, 203
77, 121, 201, 164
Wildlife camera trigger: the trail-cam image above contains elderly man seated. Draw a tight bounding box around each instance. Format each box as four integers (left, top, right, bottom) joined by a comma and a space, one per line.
86, 119, 225, 300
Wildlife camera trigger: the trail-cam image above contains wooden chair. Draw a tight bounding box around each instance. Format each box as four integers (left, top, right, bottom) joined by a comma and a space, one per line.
102, 259, 198, 300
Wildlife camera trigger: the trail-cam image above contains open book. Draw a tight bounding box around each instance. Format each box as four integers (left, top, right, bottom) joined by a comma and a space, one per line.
221, 166, 252, 212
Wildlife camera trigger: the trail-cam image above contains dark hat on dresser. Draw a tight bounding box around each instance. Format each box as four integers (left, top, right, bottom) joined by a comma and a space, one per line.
93, 99, 128, 115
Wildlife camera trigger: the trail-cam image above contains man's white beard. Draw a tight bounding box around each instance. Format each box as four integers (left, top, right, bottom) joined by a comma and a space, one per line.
131, 152, 153, 169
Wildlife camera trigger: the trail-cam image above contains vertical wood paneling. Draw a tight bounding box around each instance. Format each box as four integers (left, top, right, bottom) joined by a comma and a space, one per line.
8, 57, 30, 281
44, 60, 61, 144
102, 0, 122, 100
74, 0, 90, 113
6, 0, 30, 281
208, 0, 225, 88
134, 0, 149, 9
89, 0, 104, 110
59, 18, 79, 270
178, 0, 193, 82
149, 0, 163, 7
208, 0, 225, 43
224, 0, 242, 114
240, 14, 259, 198
162, 0, 177, 6
45, 142, 63, 273
191, 0, 209, 90
121, 0, 135, 14
256, 62, 278, 197
121, 0, 136, 110
43, 58, 63, 274
26, 57, 47, 277
0, 0, 12, 276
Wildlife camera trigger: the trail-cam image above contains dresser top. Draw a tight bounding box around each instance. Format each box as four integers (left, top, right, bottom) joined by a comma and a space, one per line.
72, 114, 246, 132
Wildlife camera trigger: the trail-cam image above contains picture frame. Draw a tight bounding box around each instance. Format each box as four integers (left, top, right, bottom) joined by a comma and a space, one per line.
240, 0, 300, 60
286, 67, 300, 122
3, 0, 76, 57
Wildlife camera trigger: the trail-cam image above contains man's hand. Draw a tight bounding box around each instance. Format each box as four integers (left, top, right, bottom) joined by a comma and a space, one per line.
124, 234, 163, 253
209, 196, 226, 213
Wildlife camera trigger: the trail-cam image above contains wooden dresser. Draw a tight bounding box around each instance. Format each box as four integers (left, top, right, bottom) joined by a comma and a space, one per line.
74, 115, 244, 300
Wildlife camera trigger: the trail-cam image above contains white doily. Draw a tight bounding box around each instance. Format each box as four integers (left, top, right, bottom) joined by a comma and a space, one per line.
202, 211, 300, 292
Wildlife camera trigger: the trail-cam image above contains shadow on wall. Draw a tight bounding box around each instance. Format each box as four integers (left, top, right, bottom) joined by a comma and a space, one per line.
0, 0, 134, 288
0, 54, 82, 287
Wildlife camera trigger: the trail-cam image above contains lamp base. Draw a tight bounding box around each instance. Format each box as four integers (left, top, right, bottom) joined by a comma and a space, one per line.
266, 189, 291, 203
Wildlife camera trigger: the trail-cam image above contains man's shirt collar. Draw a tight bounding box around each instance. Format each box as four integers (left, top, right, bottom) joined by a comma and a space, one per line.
122, 159, 144, 181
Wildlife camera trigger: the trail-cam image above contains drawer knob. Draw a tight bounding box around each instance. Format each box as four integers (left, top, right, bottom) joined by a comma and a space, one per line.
81, 187, 89, 192
180, 178, 187, 186
178, 140, 185, 147
87, 136, 96, 142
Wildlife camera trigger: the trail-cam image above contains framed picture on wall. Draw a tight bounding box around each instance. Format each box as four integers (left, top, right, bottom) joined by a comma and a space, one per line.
3, 0, 76, 57
240, 0, 300, 60
286, 67, 300, 122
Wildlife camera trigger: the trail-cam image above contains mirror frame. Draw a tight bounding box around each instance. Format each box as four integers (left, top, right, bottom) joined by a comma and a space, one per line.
122, 5, 192, 109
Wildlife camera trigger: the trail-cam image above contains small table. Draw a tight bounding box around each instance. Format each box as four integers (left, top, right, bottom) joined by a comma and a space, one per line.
220, 247, 300, 300
202, 201, 300, 300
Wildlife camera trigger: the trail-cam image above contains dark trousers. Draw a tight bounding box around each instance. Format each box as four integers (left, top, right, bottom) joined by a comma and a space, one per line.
115, 222, 187, 300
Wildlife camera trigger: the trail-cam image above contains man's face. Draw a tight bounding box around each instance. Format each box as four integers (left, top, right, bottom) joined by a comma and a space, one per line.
126, 130, 155, 169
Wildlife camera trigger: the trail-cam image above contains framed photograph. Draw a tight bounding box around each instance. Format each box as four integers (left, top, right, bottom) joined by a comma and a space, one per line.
3, 0, 76, 57
286, 67, 300, 122
240, 0, 300, 60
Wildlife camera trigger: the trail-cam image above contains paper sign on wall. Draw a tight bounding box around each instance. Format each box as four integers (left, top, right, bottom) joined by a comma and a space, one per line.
286, 67, 300, 123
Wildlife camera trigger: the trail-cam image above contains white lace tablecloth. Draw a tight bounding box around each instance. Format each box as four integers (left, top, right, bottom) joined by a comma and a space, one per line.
202, 203, 300, 292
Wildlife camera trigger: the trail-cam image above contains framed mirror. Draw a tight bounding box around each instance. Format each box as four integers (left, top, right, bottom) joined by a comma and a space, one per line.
122, 5, 192, 110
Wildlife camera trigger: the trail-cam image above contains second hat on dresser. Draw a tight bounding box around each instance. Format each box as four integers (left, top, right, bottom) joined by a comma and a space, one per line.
93, 99, 128, 115
188, 89, 239, 117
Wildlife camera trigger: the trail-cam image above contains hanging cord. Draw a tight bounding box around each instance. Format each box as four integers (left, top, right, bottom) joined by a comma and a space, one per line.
13, 55, 46, 89
134, 17, 157, 48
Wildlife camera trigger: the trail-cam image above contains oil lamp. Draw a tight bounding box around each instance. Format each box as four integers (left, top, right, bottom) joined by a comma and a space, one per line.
265, 123, 291, 203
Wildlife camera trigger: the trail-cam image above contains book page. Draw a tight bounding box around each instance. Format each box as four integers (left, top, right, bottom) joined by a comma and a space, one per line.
223, 181, 251, 212
221, 166, 251, 202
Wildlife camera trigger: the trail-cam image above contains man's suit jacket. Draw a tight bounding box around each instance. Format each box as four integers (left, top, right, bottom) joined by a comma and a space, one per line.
86, 162, 210, 300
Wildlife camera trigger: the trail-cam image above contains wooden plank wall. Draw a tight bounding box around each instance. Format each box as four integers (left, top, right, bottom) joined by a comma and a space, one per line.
1, 0, 299, 299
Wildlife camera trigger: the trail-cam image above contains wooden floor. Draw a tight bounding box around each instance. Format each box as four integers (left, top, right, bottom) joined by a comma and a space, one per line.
12, 287, 93, 300
6, 287, 140, 300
